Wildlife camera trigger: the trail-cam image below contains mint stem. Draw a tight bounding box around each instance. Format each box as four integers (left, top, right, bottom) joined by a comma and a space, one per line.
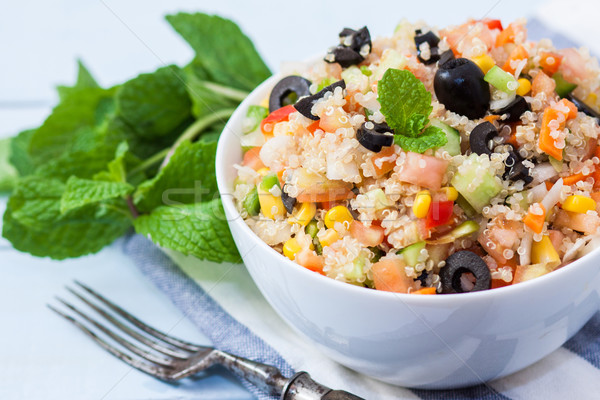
127, 148, 170, 177
202, 82, 249, 102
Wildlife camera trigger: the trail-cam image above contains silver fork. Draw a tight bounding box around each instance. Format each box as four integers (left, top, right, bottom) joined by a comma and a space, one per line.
49, 281, 364, 400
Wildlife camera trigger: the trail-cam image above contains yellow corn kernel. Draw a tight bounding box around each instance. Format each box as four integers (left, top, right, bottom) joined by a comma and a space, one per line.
440, 186, 458, 202
412, 190, 432, 219
283, 238, 303, 260
516, 78, 532, 96
587, 93, 598, 107
324, 206, 354, 230
562, 195, 596, 214
257, 187, 285, 219
259, 97, 269, 108
288, 202, 317, 226
256, 167, 270, 177
531, 236, 560, 265
318, 228, 340, 247
471, 54, 495, 74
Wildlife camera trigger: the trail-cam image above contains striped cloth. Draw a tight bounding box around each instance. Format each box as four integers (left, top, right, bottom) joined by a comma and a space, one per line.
123, 18, 600, 400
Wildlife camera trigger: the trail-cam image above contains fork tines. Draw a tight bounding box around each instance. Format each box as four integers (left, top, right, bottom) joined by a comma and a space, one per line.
48, 281, 213, 381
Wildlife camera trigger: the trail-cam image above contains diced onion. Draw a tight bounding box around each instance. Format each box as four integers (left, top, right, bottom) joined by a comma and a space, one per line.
541, 178, 564, 211
520, 231, 533, 266
531, 162, 559, 185
529, 183, 549, 203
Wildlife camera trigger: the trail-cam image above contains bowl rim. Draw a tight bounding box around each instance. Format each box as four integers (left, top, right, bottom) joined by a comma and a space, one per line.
215, 67, 600, 305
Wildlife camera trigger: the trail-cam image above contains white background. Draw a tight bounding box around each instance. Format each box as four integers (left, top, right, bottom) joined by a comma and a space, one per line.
1, 0, 598, 398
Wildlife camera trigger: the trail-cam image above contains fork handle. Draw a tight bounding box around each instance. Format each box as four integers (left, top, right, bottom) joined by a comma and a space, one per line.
282, 372, 365, 400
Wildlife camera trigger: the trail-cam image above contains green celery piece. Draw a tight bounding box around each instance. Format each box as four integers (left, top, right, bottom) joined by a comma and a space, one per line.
116, 65, 192, 139
166, 13, 271, 91
242, 186, 260, 216
484, 66, 517, 94
9, 129, 36, 177
28, 86, 117, 166
305, 220, 319, 238
2, 177, 132, 259
552, 72, 577, 98
133, 140, 219, 213
260, 173, 279, 191
133, 199, 240, 263
60, 176, 133, 213
0, 138, 18, 192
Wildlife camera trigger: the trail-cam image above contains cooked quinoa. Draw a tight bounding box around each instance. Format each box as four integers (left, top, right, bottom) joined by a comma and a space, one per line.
233, 18, 600, 294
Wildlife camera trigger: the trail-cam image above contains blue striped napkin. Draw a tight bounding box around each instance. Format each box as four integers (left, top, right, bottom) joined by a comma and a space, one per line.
123, 18, 600, 400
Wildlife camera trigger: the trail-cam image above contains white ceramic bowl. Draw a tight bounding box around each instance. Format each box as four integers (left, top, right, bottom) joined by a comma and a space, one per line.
215, 73, 600, 389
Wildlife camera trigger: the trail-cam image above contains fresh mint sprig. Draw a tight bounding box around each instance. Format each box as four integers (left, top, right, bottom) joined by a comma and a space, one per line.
377, 69, 447, 153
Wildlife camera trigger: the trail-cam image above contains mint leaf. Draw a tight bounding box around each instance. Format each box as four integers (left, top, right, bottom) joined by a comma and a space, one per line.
378, 69, 446, 153
134, 140, 218, 213
3, 177, 132, 259
57, 60, 100, 100
134, 199, 240, 263
0, 138, 18, 192
394, 125, 447, 154
166, 13, 271, 91
10, 129, 36, 176
116, 65, 192, 139
28, 86, 117, 166
61, 176, 133, 213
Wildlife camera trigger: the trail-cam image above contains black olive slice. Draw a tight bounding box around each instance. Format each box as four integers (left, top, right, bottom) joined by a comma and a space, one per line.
440, 251, 491, 294
414, 30, 441, 65
357, 122, 394, 152
329, 46, 364, 68
281, 185, 297, 215
434, 58, 490, 119
504, 158, 533, 184
492, 95, 531, 123
268, 76, 312, 113
566, 94, 600, 120
469, 121, 498, 156
325, 27, 372, 68
294, 80, 346, 120
438, 50, 455, 67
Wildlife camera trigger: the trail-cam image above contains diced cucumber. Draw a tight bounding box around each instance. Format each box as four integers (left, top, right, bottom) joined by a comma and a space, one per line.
552, 73, 577, 98
484, 66, 518, 94
242, 105, 269, 134
364, 188, 393, 210
360, 65, 372, 76
456, 194, 478, 218
242, 186, 260, 216
399, 241, 426, 267
549, 155, 563, 173
369, 246, 384, 263
316, 77, 335, 92
451, 153, 503, 212
240, 127, 266, 148
260, 173, 280, 191
345, 255, 367, 282
430, 119, 461, 156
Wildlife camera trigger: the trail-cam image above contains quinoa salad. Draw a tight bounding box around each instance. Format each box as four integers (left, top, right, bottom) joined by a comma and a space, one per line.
232, 18, 600, 294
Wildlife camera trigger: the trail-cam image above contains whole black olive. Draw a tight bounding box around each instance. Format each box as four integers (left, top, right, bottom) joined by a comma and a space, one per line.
469, 121, 497, 156
281, 185, 296, 214
438, 50, 455, 67
566, 94, 600, 120
434, 58, 491, 119
440, 251, 491, 294
356, 122, 394, 152
414, 30, 441, 65
269, 76, 312, 113
492, 95, 531, 123
294, 80, 346, 120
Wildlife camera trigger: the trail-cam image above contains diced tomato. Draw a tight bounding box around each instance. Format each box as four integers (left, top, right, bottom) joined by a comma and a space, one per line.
558, 48, 589, 83
531, 71, 556, 98
295, 249, 324, 274
242, 147, 266, 171
260, 105, 296, 134
397, 152, 449, 190
481, 18, 503, 31
495, 22, 523, 47
513, 263, 553, 284
350, 221, 385, 247
539, 52, 564, 76
371, 258, 416, 293
478, 216, 521, 264
425, 201, 454, 229
319, 106, 352, 132
554, 209, 600, 234
370, 146, 397, 177
548, 230, 565, 256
